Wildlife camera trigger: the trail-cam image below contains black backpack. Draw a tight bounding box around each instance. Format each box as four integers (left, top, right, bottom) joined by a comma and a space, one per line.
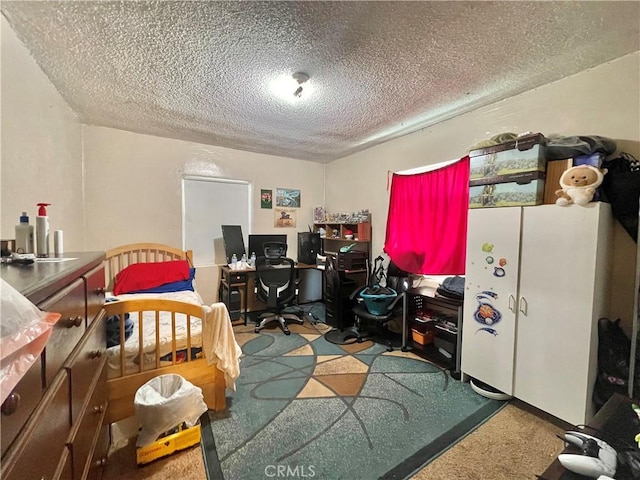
593, 318, 632, 411
601, 153, 640, 242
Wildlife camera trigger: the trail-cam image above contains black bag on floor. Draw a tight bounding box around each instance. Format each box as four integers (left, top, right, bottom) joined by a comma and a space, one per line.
593, 318, 631, 411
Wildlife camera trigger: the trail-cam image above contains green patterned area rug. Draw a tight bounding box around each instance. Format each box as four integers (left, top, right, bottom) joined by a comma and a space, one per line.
201, 322, 505, 480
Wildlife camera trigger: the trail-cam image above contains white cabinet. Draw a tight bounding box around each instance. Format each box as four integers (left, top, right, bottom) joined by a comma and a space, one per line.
461, 203, 612, 425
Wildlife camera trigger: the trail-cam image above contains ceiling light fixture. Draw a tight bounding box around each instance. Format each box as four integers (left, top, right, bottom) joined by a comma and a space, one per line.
269, 72, 313, 103
292, 72, 309, 98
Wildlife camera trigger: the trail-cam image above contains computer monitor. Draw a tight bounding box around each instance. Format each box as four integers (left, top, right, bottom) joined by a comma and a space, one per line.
221, 225, 246, 263
248, 234, 287, 258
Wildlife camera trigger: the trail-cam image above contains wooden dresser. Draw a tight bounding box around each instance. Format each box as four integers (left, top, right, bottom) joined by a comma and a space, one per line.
1, 252, 108, 480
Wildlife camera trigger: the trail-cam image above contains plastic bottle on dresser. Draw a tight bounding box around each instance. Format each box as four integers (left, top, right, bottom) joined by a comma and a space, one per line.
36, 203, 51, 258
231, 253, 238, 269
250, 252, 256, 267
15, 212, 35, 254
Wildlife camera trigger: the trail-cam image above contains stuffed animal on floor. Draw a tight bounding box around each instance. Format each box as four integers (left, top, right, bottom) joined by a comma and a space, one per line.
555, 165, 607, 206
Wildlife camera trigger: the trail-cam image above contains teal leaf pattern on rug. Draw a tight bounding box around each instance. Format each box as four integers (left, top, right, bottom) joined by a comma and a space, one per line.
208, 330, 503, 480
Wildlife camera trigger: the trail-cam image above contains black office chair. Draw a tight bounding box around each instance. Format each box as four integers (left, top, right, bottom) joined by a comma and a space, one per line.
254, 242, 303, 335
323, 255, 359, 345
350, 260, 410, 351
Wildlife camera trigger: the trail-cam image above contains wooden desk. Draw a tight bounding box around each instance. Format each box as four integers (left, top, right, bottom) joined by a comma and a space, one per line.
219, 263, 321, 323
539, 393, 640, 479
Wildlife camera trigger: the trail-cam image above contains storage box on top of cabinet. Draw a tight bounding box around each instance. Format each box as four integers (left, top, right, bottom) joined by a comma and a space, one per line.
469, 133, 547, 183
469, 171, 545, 208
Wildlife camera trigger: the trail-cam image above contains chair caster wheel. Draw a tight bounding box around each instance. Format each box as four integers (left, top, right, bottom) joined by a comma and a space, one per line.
356, 337, 363, 343
255, 328, 260, 334
284, 330, 291, 336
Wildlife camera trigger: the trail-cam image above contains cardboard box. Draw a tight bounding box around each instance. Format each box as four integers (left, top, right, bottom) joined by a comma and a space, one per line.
469, 133, 547, 184
136, 423, 201, 465
543, 158, 573, 204
469, 171, 545, 208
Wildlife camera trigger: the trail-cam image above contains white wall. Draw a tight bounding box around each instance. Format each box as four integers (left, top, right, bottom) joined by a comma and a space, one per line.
325, 51, 640, 330
1, 16, 84, 250
326, 52, 640, 256
2, 9, 637, 321
82, 126, 325, 303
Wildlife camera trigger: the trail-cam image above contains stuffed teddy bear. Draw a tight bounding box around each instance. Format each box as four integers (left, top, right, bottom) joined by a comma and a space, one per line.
555, 165, 607, 206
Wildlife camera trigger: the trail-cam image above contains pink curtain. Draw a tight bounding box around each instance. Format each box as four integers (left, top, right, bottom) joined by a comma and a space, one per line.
384, 156, 470, 275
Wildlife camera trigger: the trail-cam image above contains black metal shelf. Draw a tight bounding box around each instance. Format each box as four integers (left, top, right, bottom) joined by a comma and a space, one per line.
403, 289, 463, 377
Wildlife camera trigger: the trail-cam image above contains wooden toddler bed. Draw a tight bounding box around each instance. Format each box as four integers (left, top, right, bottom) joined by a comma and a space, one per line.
103, 243, 238, 424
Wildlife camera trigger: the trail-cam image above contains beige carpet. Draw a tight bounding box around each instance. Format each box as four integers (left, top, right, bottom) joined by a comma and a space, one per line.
103, 399, 567, 480
102, 439, 206, 480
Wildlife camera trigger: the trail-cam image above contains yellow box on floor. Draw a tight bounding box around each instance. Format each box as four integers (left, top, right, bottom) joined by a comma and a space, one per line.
136, 423, 201, 465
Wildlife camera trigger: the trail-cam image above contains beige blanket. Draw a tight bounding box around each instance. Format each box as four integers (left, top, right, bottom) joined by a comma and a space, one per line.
202, 302, 242, 391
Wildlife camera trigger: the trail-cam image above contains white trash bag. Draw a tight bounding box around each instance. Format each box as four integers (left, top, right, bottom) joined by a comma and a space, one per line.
134, 373, 208, 447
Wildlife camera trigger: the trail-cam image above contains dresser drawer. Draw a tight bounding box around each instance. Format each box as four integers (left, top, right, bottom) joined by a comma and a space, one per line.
39, 279, 87, 387
84, 265, 106, 326
86, 422, 110, 480
56, 446, 73, 480
1, 372, 70, 480
68, 366, 108, 480
0, 359, 43, 457
66, 313, 107, 423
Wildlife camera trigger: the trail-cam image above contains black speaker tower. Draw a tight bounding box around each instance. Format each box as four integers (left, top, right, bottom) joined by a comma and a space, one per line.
297, 232, 321, 264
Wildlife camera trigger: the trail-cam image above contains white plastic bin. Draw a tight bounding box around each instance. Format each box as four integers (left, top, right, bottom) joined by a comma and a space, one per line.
134, 374, 207, 447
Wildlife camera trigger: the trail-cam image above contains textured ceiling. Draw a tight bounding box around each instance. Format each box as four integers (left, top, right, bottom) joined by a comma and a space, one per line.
2, 1, 639, 163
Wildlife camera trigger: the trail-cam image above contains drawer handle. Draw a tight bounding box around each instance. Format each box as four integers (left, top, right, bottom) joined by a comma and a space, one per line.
1, 392, 21, 416
88, 349, 103, 359
66, 316, 83, 328
94, 458, 107, 468
95, 287, 105, 295
93, 404, 105, 414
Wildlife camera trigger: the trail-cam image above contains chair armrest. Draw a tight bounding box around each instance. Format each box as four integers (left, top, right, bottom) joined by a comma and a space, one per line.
349, 285, 367, 301
387, 291, 405, 310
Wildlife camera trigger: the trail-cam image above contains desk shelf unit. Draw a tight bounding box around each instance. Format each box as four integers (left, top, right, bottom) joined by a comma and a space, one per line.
404, 287, 463, 377
313, 219, 371, 258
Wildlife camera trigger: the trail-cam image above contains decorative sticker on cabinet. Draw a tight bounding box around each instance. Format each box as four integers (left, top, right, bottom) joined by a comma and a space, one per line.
473, 291, 502, 336
493, 267, 505, 277
485, 256, 494, 264
477, 327, 498, 336
481, 242, 494, 253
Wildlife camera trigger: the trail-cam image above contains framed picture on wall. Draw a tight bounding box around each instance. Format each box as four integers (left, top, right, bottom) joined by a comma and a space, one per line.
276, 188, 301, 208
261, 189, 273, 209
274, 208, 296, 228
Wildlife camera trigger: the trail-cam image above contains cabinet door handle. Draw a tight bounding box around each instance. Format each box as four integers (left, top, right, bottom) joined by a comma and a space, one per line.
508, 295, 517, 313
93, 404, 105, 414
88, 349, 103, 359
65, 316, 83, 328
1, 392, 21, 416
519, 297, 528, 316
95, 287, 105, 295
